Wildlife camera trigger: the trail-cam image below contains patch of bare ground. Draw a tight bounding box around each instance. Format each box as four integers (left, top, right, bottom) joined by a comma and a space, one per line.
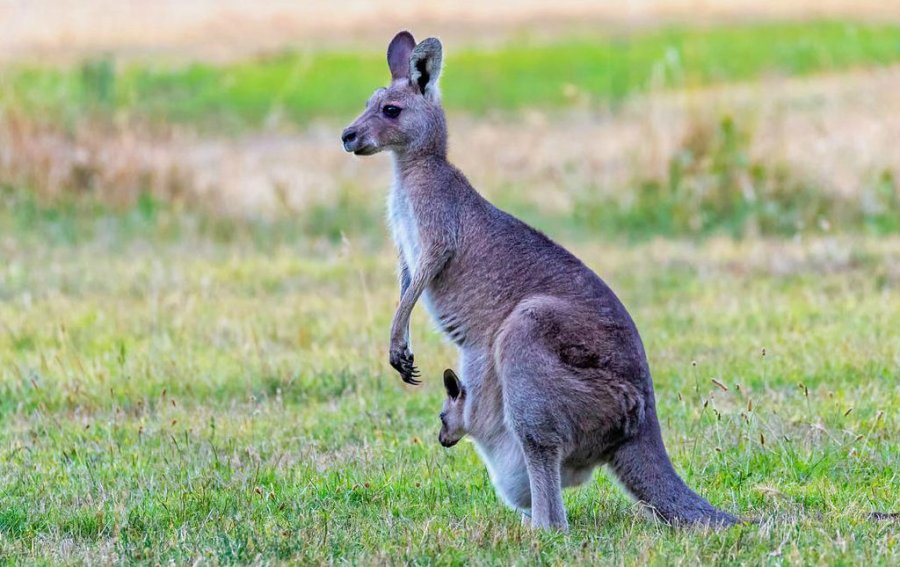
2, 67, 898, 217
2, 1, 899, 64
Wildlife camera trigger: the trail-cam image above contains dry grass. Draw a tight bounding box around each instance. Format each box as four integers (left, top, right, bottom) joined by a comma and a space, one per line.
3, 1, 900, 64
3, 66, 897, 218
0, 114, 194, 208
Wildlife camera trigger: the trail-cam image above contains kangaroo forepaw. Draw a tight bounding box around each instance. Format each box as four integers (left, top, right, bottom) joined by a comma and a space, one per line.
389, 344, 420, 385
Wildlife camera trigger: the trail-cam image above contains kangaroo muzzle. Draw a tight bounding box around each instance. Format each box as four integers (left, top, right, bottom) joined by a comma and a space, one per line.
341, 126, 378, 155
439, 431, 459, 448
340, 127, 358, 151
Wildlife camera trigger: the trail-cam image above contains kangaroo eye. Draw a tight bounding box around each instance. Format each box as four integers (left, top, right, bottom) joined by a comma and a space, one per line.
382, 105, 402, 118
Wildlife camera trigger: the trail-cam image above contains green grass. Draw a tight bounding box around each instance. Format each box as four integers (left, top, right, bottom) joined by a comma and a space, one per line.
3, 21, 900, 129
0, 194, 897, 564
1, 18, 898, 562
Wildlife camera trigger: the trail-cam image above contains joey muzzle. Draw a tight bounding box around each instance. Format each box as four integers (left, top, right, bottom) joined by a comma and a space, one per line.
438, 431, 459, 448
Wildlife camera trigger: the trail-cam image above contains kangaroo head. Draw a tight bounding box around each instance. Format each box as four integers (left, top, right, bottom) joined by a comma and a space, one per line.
341, 31, 446, 157
438, 369, 466, 448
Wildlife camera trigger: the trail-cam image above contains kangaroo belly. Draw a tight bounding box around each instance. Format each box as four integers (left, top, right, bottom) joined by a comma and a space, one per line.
428, 298, 469, 346
473, 435, 531, 511
425, 265, 498, 348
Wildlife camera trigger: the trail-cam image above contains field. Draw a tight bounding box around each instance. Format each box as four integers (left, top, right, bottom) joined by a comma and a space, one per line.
1, 3, 899, 565
6, 21, 900, 127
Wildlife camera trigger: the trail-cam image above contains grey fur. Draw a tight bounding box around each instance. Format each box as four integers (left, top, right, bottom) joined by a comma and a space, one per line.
342, 31, 738, 530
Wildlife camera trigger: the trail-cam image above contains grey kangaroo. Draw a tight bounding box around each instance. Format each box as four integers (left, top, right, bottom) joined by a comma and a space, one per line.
341, 31, 737, 530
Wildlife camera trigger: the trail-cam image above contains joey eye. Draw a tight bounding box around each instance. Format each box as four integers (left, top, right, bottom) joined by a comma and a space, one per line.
382, 105, 402, 118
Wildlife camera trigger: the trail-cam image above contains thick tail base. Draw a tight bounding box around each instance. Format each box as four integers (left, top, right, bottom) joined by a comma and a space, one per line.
609, 415, 738, 527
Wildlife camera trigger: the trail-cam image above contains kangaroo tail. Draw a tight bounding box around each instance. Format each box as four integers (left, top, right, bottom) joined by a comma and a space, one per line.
609, 410, 738, 527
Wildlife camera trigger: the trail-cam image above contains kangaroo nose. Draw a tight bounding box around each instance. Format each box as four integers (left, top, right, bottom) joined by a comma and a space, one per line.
341, 128, 357, 145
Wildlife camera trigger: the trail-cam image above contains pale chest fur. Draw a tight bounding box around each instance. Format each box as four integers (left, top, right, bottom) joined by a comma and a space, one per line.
387, 183, 422, 275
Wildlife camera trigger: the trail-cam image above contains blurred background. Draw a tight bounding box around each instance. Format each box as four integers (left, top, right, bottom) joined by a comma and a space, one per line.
1, 2, 898, 563
2, 0, 898, 232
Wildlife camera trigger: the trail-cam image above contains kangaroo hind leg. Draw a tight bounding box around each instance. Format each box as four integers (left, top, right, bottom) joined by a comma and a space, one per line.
495, 298, 576, 530
521, 441, 567, 530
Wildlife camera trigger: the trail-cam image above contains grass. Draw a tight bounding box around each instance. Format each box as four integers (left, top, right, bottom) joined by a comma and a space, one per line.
2, 21, 900, 129
1, 15, 898, 564
3, 107, 897, 242
562, 116, 900, 239
0, 192, 897, 564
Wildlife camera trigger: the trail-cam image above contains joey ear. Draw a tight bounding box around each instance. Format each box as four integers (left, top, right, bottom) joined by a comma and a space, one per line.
387, 31, 416, 81
409, 38, 443, 101
443, 369, 463, 400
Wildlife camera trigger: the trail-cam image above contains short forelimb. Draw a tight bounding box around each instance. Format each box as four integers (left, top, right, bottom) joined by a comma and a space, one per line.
389, 246, 452, 384
398, 256, 412, 346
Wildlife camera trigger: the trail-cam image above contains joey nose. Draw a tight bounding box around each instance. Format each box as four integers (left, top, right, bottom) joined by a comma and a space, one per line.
341, 128, 357, 151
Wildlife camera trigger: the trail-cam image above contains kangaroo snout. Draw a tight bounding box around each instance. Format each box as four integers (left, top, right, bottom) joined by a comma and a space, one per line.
341, 127, 358, 152
341, 125, 378, 155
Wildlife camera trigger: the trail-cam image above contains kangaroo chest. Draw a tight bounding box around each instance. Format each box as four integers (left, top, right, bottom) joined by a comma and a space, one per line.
388, 178, 471, 345
387, 185, 422, 274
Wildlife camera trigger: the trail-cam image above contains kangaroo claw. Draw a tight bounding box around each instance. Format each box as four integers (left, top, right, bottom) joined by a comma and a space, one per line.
390, 343, 420, 385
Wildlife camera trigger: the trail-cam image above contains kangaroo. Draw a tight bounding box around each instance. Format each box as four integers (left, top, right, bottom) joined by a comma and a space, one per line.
341, 30, 737, 530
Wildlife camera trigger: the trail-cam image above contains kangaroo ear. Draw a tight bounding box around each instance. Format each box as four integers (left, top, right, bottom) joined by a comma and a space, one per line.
409, 38, 443, 101
387, 31, 416, 81
443, 369, 462, 400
